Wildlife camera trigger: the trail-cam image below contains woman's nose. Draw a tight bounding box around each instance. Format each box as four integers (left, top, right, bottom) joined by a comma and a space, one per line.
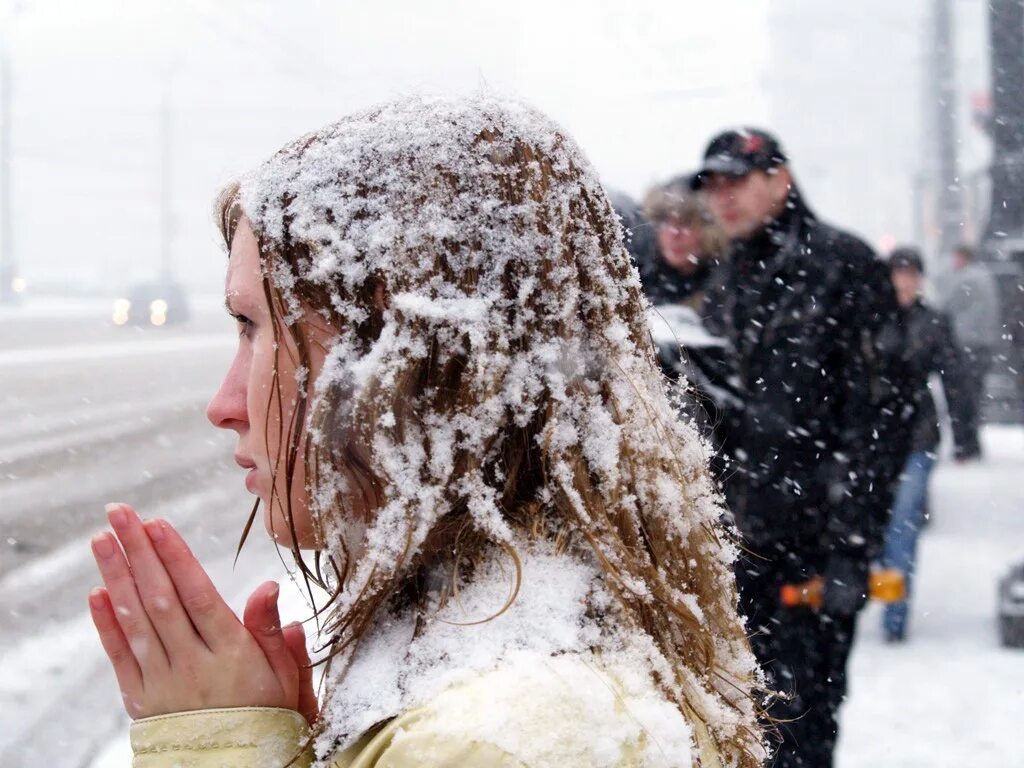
207, 359, 248, 431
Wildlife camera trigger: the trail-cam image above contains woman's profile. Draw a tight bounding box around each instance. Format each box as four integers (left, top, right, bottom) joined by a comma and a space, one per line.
88, 95, 766, 767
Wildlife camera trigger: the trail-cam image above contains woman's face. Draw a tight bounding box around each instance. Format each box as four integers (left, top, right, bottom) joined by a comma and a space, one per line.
656, 219, 704, 275
206, 218, 331, 549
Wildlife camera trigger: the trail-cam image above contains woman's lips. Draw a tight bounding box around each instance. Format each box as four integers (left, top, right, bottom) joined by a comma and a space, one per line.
234, 454, 258, 493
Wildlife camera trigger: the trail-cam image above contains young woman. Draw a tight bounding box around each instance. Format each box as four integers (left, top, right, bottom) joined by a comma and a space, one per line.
89, 96, 765, 768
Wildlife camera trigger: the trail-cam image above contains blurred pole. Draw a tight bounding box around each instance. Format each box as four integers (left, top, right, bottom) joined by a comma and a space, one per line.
931, 0, 960, 262
0, 23, 15, 304
984, 0, 1024, 244
983, 0, 1024, 424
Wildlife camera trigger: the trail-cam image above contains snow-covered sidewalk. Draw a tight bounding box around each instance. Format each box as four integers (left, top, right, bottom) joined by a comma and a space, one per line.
837, 425, 1024, 767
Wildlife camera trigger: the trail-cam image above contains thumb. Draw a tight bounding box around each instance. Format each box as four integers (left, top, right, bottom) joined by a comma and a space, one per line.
283, 622, 318, 726
243, 582, 298, 701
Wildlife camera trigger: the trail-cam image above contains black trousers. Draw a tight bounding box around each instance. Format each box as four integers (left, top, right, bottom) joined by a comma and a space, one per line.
736, 546, 860, 768
959, 345, 991, 457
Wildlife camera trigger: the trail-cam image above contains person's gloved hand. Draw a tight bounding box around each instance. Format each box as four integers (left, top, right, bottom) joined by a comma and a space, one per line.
822, 551, 869, 616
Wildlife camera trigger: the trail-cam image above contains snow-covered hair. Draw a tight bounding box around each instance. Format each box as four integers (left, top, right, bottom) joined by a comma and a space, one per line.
220, 95, 764, 765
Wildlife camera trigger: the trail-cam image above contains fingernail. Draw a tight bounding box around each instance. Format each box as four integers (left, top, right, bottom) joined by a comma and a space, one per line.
88, 588, 106, 610
145, 519, 166, 543
92, 533, 115, 560
106, 505, 127, 529
265, 583, 280, 612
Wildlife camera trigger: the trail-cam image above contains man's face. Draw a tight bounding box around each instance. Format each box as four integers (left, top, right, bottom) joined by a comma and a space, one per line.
891, 267, 923, 307
704, 168, 791, 240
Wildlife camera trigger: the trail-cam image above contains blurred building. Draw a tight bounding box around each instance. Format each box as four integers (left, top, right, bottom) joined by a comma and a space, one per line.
763, 0, 991, 264
766, 0, 1022, 423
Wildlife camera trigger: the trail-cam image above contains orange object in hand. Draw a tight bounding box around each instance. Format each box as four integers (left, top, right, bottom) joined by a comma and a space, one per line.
779, 568, 907, 609
780, 576, 825, 609
868, 568, 906, 602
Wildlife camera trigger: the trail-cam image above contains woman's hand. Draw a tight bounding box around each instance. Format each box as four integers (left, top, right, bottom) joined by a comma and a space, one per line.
87, 503, 318, 724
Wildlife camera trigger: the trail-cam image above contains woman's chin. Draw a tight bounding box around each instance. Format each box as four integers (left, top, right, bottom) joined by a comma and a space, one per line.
264, 511, 319, 550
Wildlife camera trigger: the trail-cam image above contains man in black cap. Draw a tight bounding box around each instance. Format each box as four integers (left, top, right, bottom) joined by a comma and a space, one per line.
695, 129, 908, 767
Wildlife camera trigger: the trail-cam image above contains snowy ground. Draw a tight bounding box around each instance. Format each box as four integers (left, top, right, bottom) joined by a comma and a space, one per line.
836, 426, 1024, 767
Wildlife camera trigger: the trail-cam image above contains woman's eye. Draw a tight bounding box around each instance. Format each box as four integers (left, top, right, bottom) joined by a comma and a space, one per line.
234, 314, 255, 338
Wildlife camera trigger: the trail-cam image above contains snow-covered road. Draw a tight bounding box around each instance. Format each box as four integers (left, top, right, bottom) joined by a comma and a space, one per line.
0, 310, 304, 766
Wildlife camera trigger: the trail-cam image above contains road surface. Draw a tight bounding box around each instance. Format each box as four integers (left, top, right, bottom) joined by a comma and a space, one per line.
0, 301, 302, 767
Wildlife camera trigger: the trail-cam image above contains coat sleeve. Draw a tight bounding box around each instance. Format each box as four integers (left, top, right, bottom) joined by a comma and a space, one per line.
826, 245, 898, 557
129, 707, 312, 768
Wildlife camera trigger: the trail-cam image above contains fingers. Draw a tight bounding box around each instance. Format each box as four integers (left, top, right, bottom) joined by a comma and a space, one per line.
88, 586, 145, 717
143, 517, 243, 649
105, 504, 203, 653
243, 582, 298, 702
91, 529, 169, 671
283, 622, 319, 725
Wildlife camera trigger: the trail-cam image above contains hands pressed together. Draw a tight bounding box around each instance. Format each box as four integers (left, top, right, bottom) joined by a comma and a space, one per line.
88, 503, 318, 725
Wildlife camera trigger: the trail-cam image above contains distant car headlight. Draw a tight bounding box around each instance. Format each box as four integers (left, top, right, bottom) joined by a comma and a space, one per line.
11, 277, 27, 294
149, 298, 168, 326
112, 298, 131, 326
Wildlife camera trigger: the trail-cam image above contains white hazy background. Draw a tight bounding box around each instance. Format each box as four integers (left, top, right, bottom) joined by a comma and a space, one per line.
6, 0, 990, 294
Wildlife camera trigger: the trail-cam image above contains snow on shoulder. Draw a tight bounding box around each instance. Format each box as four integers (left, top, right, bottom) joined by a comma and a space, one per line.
319, 546, 693, 766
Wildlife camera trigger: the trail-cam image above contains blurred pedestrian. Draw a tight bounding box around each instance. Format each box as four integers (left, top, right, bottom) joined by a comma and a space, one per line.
637, 179, 740, 454
882, 247, 972, 642
695, 128, 902, 768
640, 179, 728, 310
936, 243, 1001, 458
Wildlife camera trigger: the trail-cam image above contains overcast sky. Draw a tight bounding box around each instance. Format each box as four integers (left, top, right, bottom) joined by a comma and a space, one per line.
2, 0, 991, 291
4, 0, 773, 290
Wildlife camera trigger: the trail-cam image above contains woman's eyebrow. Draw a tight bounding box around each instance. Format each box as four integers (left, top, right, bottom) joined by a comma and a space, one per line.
224, 296, 243, 316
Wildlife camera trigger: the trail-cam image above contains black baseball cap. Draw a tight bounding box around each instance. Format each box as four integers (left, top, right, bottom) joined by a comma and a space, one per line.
691, 128, 788, 190
889, 246, 925, 274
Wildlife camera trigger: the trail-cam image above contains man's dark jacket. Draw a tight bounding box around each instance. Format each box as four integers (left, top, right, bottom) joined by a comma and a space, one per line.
703, 191, 906, 568
892, 299, 973, 455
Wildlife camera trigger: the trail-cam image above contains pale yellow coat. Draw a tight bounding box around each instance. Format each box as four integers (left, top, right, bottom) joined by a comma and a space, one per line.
129, 654, 722, 767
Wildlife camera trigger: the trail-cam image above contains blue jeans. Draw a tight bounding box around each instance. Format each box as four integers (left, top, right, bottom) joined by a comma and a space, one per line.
881, 451, 936, 638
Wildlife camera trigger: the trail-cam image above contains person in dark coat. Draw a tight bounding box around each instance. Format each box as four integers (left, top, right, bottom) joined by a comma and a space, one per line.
610, 185, 739, 462
694, 128, 906, 768
881, 247, 972, 642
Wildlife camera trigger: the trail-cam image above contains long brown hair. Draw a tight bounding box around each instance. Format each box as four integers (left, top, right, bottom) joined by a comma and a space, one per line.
219, 96, 765, 766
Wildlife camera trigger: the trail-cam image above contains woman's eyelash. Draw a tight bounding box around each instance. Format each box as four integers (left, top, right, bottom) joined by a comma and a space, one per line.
230, 312, 254, 336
